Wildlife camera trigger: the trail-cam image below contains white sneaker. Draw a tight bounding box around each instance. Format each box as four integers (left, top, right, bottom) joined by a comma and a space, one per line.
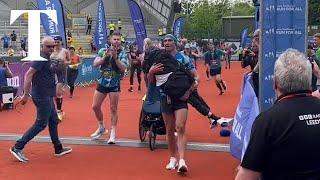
209, 118, 218, 129
90, 127, 107, 140
177, 159, 188, 173
107, 136, 116, 144
57, 111, 65, 122
166, 157, 178, 170
107, 128, 116, 144
217, 117, 233, 126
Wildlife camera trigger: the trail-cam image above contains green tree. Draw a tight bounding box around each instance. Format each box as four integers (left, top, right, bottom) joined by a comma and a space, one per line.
309, 0, 320, 25
231, 2, 255, 16
181, 0, 254, 39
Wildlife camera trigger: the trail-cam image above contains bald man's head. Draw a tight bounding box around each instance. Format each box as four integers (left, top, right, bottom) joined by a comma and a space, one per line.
42, 36, 54, 45
41, 36, 55, 56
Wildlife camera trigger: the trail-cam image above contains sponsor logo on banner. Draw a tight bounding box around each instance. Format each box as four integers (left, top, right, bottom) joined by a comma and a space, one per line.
173, 17, 186, 40
94, 0, 107, 50
230, 74, 260, 160
37, 0, 67, 48
81, 64, 93, 76
7, 76, 20, 87
259, 0, 307, 111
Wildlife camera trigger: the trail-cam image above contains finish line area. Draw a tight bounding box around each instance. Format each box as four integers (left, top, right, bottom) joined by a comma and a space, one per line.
0, 62, 243, 179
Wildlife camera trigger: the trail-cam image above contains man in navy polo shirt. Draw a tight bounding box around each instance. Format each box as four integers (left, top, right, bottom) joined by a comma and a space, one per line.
236, 49, 320, 180
9, 37, 72, 162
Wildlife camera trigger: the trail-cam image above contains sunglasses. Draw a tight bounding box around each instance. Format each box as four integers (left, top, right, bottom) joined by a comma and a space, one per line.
46, 45, 55, 48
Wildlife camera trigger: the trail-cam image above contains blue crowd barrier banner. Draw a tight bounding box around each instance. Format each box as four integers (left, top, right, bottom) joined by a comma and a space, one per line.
75, 58, 100, 86
230, 74, 259, 160
6, 63, 32, 96
6, 59, 97, 96
6, 63, 22, 95
259, 0, 307, 111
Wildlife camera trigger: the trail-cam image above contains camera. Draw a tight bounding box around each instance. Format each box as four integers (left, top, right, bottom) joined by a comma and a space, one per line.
241, 50, 258, 70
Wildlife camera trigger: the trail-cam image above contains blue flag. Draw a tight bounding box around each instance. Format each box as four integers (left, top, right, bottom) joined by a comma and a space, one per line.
240, 28, 248, 47
127, 0, 147, 52
230, 74, 260, 160
173, 17, 186, 40
245, 37, 252, 48
37, 0, 67, 48
255, 6, 260, 29
94, 0, 108, 50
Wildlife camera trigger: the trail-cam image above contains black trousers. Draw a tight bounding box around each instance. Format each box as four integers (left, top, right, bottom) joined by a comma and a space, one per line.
130, 63, 142, 85
86, 25, 92, 34
187, 90, 210, 116
67, 68, 78, 95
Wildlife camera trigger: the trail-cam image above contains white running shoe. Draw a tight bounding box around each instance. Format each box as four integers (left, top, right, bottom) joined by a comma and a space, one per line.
177, 159, 188, 173
57, 111, 65, 122
107, 128, 116, 144
90, 127, 107, 140
209, 118, 218, 129
217, 117, 233, 126
107, 136, 116, 144
166, 157, 178, 170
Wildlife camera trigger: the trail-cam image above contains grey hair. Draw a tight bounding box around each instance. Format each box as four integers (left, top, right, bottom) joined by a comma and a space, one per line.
314, 33, 320, 39
253, 29, 260, 37
274, 48, 312, 94
143, 38, 153, 51
42, 36, 54, 44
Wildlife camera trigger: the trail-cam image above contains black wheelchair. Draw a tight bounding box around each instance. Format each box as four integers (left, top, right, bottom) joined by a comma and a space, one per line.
138, 84, 166, 151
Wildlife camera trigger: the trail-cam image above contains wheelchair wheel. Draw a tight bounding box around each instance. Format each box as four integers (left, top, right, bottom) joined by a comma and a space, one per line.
149, 124, 156, 151
139, 110, 147, 142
